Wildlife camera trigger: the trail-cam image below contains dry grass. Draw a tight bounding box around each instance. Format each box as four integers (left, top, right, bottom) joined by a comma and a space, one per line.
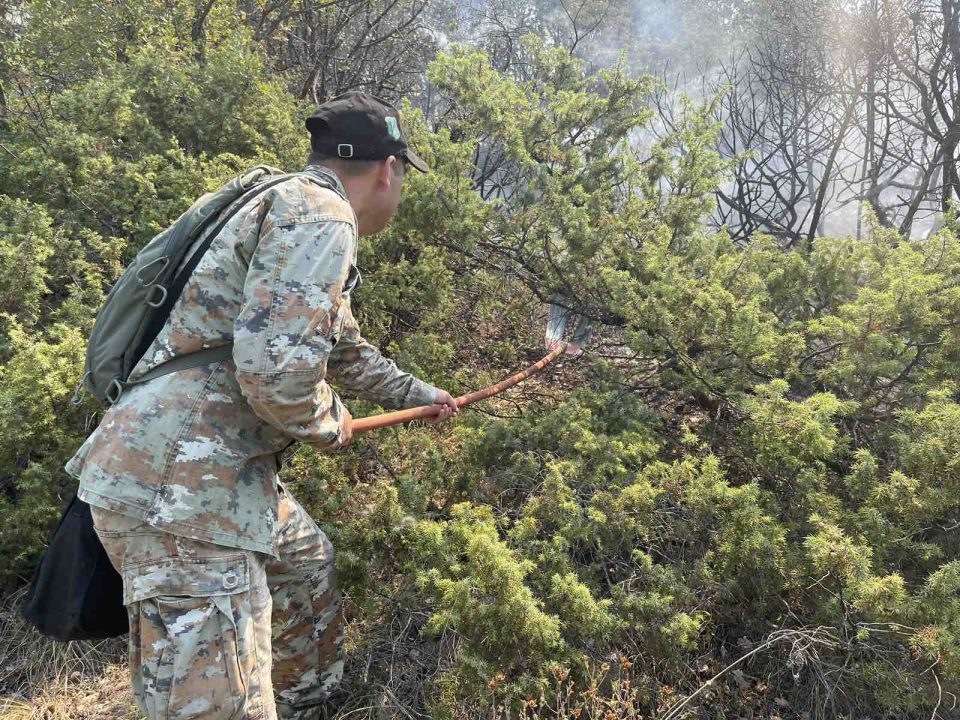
0, 588, 139, 720
0, 664, 139, 720
0, 584, 434, 720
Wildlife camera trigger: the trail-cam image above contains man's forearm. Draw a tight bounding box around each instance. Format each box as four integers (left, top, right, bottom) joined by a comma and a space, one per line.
326, 306, 437, 410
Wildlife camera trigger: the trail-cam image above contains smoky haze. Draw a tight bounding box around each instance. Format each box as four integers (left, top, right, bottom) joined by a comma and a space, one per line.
456, 0, 958, 244
634, 0, 958, 243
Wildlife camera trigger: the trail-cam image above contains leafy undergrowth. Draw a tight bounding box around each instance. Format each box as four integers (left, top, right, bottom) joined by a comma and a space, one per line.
0, 585, 835, 720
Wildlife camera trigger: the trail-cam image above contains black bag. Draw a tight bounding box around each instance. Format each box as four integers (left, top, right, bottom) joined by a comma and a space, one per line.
21, 492, 128, 640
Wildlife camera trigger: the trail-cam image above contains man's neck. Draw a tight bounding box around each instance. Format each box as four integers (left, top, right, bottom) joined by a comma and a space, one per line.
303, 156, 348, 201
303, 156, 374, 234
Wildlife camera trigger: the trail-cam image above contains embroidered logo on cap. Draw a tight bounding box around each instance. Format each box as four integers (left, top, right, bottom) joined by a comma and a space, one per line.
385, 116, 401, 140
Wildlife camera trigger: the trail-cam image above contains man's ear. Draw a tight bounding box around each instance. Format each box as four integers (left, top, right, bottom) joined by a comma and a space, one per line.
377, 157, 397, 188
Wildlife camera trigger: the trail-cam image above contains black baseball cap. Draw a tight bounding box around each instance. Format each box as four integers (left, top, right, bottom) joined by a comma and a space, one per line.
305, 92, 429, 173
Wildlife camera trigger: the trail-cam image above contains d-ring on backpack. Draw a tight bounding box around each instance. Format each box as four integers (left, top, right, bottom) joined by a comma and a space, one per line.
22, 165, 340, 640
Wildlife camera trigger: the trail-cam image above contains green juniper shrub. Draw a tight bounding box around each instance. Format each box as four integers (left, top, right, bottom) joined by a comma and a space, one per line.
2, 3, 959, 716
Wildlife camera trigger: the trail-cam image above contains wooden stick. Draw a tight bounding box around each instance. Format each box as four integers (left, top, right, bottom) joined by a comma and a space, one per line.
352, 342, 568, 433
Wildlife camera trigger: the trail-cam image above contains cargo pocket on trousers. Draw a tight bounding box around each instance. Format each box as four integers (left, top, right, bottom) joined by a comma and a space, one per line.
124, 557, 252, 720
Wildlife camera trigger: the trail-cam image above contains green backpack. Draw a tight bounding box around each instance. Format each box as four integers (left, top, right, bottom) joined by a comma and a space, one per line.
73, 165, 336, 406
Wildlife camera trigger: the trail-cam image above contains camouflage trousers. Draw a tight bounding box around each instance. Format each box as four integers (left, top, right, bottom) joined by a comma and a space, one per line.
90, 484, 344, 720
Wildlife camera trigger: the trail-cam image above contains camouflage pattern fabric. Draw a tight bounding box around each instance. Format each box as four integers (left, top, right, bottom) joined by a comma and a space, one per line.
66, 164, 438, 555
91, 484, 344, 720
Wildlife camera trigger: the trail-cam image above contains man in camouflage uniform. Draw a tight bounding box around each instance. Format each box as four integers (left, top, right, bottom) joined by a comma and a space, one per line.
65, 92, 458, 720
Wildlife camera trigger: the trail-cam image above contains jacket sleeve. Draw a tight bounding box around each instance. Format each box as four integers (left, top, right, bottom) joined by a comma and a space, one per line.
232, 202, 354, 452
326, 300, 438, 410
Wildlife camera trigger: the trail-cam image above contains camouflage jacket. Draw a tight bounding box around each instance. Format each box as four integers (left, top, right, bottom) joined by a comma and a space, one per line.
66, 163, 438, 556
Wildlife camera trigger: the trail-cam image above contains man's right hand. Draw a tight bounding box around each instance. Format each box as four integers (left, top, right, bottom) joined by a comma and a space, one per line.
425, 389, 459, 425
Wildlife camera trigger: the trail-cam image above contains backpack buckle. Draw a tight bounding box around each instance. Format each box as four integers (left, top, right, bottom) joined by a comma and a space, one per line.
105, 378, 124, 405
145, 284, 168, 308
135, 256, 169, 287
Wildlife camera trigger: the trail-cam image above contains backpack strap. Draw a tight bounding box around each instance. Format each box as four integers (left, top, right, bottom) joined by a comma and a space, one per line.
107, 172, 339, 404
142, 173, 321, 353
135, 344, 236, 384
105, 344, 235, 403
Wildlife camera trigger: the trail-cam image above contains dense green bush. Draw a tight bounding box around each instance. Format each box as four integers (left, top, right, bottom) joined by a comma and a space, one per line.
2, 2, 958, 717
